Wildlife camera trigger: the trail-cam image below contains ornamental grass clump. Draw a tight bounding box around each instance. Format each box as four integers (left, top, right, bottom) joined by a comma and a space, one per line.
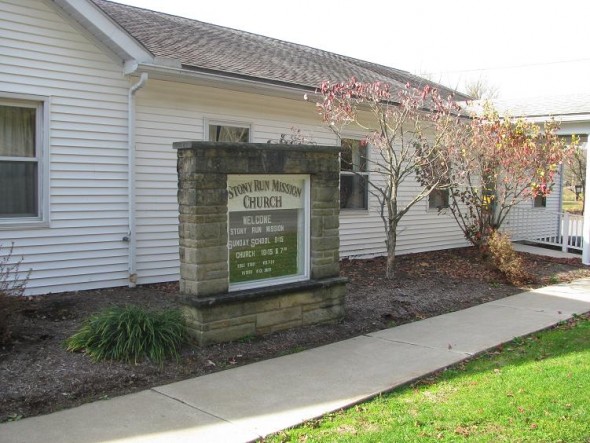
65, 305, 188, 364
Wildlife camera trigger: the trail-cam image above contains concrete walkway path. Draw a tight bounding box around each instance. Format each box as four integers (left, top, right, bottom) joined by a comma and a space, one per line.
512, 242, 581, 259
2, 279, 590, 443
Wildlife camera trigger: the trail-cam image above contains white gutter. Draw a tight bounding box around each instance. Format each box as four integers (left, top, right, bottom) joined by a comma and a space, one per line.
126, 72, 148, 287
583, 136, 590, 265
137, 63, 314, 102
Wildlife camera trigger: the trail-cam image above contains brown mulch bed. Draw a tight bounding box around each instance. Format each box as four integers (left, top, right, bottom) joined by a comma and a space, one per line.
1, 247, 589, 422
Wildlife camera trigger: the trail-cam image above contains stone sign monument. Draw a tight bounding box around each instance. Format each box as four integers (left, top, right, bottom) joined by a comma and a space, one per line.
174, 142, 346, 345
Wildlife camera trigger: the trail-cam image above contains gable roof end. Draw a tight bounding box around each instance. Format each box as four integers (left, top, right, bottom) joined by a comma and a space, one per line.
52, 0, 154, 69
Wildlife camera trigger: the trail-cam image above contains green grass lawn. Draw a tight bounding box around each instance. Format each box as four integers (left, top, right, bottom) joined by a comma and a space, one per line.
562, 187, 584, 213
268, 315, 590, 442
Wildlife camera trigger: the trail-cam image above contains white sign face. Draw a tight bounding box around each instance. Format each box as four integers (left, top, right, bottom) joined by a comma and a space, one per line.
227, 174, 309, 290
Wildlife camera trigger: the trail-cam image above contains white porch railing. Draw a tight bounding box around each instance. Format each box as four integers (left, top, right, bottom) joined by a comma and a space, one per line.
502, 207, 584, 252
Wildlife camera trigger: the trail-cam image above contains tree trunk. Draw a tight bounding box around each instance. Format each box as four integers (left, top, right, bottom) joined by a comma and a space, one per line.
386, 226, 397, 280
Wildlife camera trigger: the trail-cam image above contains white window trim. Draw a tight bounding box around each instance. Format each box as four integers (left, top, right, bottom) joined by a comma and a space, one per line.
227, 174, 310, 292
0, 92, 50, 229
204, 118, 252, 142
339, 136, 370, 213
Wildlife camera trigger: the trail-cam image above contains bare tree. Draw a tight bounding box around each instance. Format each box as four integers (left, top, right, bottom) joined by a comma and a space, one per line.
464, 78, 500, 100
313, 78, 463, 279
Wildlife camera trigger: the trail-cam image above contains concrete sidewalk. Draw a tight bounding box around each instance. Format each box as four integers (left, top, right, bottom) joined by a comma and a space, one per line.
2, 279, 590, 443
512, 242, 581, 259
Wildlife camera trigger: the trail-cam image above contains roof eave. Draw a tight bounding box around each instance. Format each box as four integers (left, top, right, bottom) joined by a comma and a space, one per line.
137, 62, 318, 101
524, 114, 590, 124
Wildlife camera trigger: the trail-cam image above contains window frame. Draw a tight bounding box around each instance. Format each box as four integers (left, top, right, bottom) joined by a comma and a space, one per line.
533, 194, 547, 209
0, 93, 49, 229
227, 174, 311, 292
339, 137, 369, 212
205, 118, 252, 143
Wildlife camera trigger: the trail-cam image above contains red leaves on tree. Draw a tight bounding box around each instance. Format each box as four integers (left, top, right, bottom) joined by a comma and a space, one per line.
314, 77, 463, 279
441, 102, 576, 249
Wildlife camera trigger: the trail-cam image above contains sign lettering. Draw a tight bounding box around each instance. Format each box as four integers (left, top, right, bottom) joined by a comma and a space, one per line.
227, 175, 307, 287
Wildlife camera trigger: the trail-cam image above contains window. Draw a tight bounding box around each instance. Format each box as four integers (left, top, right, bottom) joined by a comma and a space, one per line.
0, 98, 46, 225
428, 189, 449, 210
208, 123, 250, 142
340, 138, 368, 210
533, 194, 546, 208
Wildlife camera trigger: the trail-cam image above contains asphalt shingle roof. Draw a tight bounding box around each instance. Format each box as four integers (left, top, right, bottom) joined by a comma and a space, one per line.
491, 94, 590, 118
92, 0, 469, 99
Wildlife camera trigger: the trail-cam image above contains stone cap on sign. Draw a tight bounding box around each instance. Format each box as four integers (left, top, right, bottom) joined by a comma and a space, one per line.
174, 142, 341, 176
173, 141, 341, 154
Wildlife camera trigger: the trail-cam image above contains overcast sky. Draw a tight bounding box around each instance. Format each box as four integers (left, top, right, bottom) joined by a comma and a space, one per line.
114, 0, 590, 100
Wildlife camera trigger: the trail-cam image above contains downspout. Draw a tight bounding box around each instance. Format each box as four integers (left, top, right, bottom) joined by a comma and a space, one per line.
583, 136, 590, 265
557, 164, 564, 216
127, 72, 148, 287
557, 163, 564, 237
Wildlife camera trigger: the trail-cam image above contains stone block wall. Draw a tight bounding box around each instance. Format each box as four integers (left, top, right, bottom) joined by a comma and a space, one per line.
178, 278, 346, 345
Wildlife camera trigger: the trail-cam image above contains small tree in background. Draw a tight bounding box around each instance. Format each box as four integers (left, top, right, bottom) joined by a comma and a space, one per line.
463, 77, 500, 100
313, 78, 463, 279
567, 140, 586, 213
443, 103, 574, 252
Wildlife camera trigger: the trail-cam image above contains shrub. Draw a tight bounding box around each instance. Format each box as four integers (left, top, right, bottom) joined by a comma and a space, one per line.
0, 243, 30, 345
65, 305, 188, 364
487, 231, 531, 285
0, 291, 9, 345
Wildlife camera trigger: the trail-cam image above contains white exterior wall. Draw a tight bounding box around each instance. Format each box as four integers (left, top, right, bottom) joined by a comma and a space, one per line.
134, 80, 340, 284
341, 148, 468, 258
504, 180, 562, 241
134, 80, 467, 284
504, 120, 585, 241
0, 1, 468, 295
0, 0, 131, 294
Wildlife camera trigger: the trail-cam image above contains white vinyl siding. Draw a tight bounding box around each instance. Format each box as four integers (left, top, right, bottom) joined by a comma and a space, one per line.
339, 135, 467, 258
134, 80, 468, 284
0, 0, 130, 294
0, 0, 469, 295
134, 80, 338, 284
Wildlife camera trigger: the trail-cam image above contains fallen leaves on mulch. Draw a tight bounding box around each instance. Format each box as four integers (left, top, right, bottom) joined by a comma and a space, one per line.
1, 246, 589, 423
341, 247, 590, 289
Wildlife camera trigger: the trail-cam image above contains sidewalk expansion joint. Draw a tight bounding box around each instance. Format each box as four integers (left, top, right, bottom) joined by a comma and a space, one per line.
490, 303, 570, 315
365, 334, 473, 356
149, 388, 263, 439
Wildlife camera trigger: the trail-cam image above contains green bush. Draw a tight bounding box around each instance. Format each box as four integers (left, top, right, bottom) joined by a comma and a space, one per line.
65, 305, 188, 364
487, 231, 531, 286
